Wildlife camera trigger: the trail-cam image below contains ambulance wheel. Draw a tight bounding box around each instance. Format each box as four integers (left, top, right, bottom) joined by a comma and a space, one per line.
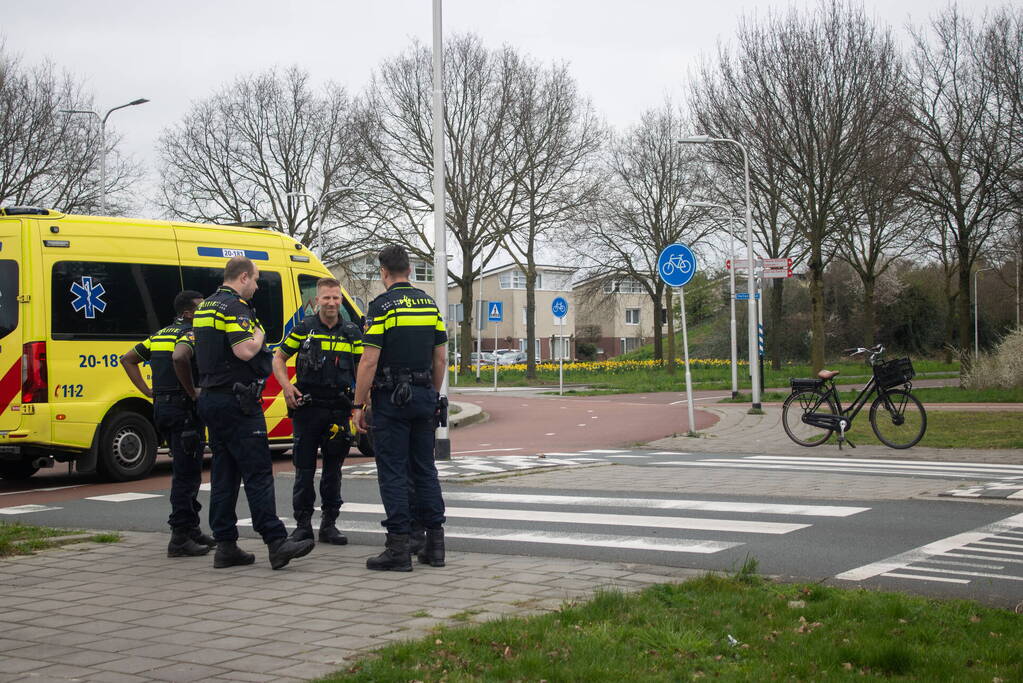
98, 412, 158, 482
357, 431, 374, 458
0, 458, 38, 480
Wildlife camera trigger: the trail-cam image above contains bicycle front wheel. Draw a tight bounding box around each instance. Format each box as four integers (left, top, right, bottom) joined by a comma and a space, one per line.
782, 390, 838, 447
869, 389, 927, 449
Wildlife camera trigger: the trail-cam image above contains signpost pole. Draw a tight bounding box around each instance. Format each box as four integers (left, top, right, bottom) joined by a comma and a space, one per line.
679, 286, 696, 436
559, 322, 565, 396
476, 276, 483, 382
493, 315, 499, 393
453, 326, 458, 386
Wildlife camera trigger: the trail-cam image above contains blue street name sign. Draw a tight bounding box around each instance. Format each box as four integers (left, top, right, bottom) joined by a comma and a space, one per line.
657, 243, 698, 288
551, 296, 569, 319
488, 301, 503, 322
735, 292, 761, 301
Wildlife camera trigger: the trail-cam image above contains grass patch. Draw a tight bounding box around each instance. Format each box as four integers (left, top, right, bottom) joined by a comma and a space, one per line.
449, 609, 484, 622
410, 610, 431, 618
723, 387, 1023, 404
839, 411, 1023, 449
0, 522, 120, 556
323, 575, 1022, 682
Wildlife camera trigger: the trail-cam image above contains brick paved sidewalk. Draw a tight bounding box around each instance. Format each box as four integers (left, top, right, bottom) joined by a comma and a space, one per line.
0, 533, 700, 682
649, 404, 1023, 465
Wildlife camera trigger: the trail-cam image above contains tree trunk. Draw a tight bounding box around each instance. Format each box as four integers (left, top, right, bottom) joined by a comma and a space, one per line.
665, 287, 676, 375
809, 244, 826, 373
957, 255, 973, 374
862, 276, 876, 348
769, 278, 785, 370
459, 276, 475, 376
654, 282, 662, 359
942, 269, 956, 365
525, 266, 537, 380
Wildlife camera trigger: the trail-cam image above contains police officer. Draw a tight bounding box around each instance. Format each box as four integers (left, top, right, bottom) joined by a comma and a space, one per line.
354, 245, 447, 571
194, 256, 314, 570
273, 277, 362, 546
121, 290, 215, 558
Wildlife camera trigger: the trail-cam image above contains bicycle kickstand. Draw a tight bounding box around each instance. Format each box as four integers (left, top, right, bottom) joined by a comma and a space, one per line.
836, 419, 856, 450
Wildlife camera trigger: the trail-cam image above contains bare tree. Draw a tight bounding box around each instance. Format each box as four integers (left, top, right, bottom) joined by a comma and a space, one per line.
494, 54, 604, 378
574, 102, 711, 368
157, 66, 360, 250
689, 0, 906, 371
0, 46, 139, 214
350, 35, 517, 371
906, 7, 1021, 367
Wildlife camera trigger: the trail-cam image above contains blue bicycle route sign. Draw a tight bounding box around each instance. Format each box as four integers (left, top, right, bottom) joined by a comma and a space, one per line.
551, 296, 569, 319
657, 244, 698, 288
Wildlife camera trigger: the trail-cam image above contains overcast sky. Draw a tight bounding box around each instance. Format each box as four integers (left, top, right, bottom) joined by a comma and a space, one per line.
1, 0, 1003, 219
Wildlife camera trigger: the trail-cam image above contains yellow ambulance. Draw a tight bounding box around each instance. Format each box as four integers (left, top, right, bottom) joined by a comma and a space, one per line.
0, 207, 363, 481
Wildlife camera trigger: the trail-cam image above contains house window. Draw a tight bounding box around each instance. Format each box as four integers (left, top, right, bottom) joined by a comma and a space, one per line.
543, 272, 570, 291
625, 308, 640, 325
413, 260, 434, 282
603, 280, 618, 294
354, 256, 377, 279
620, 279, 643, 294
521, 306, 527, 326
622, 337, 643, 353
552, 336, 570, 360
499, 271, 527, 289
661, 307, 669, 326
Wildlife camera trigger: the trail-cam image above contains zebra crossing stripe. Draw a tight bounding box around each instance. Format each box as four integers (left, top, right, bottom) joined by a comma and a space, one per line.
335, 520, 742, 554
0, 504, 62, 515
339, 502, 809, 534
442, 491, 868, 517
651, 460, 1006, 479
748, 455, 1023, 475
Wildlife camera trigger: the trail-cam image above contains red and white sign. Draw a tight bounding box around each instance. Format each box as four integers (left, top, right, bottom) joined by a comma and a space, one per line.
761, 269, 793, 279
761, 258, 793, 269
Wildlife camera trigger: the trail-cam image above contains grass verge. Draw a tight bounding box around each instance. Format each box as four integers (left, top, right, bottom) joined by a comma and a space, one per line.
0, 522, 122, 557
323, 574, 1022, 682
840, 411, 1023, 449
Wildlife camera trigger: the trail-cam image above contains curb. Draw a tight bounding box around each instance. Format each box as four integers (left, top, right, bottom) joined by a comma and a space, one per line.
449, 400, 486, 428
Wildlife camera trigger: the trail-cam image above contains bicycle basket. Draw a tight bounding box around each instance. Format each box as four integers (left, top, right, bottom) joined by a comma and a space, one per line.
874, 357, 915, 389
790, 378, 824, 393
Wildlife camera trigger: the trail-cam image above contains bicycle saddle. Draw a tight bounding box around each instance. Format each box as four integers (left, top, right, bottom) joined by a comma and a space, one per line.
817, 369, 840, 380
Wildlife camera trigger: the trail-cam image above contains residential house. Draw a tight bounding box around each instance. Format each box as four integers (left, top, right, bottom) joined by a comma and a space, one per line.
573, 275, 667, 357
329, 250, 437, 314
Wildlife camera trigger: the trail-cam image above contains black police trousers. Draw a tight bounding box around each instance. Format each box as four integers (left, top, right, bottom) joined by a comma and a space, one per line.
291, 403, 350, 525
153, 394, 204, 532
371, 384, 445, 534
197, 391, 287, 544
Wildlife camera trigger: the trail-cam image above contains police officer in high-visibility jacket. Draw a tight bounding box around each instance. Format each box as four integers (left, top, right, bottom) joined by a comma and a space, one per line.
193, 256, 314, 570
272, 277, 363, 546
121, 290, 214, 558
354, 245, 447, 571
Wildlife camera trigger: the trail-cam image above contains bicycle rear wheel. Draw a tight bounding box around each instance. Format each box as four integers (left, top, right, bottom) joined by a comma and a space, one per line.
782, 390, 838, 447
869, 389, 926, 449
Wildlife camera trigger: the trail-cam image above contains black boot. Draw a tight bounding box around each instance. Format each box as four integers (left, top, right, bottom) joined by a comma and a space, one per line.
409, 521, 426, 556
366, 533, 412, 572
168, 529, 210, 558
318, 519, 348, 545
289, 519, 314, 543
213, 541, 255, 568
189, 528, 217, 549
417, 528, 445, 567
268, 536, 315, 570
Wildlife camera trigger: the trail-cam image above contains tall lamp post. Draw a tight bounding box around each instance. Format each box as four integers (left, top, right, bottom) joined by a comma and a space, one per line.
61, 98, 150, 215
286, 186, 353, 262
974, 266, 994, 359
678, 135, 761, 409
431, 0, 451, 460
686, 202, 743, 399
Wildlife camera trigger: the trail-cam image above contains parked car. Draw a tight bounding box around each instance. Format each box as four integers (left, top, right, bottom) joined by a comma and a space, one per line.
470, 352, 497, 364
497, 351, 528, 365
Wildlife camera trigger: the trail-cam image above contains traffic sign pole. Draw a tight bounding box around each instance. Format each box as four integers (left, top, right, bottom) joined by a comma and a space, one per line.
679, 287, 697, 436
656, 244, 698, 438
728, 230, 738, 399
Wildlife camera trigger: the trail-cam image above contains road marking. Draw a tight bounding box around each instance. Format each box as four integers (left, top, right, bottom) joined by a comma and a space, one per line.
607, 455, 652, 459
254, 520, 743, 555
0, 504, 62, 515
457, 465, 507, 473
650, 461, 998, 479
339, 502, 809, 534
441, 492, 869, 517
450, 448, 523, 455
965, 544, 1023, 557
0, 485, 83, 497
649, 451, 689, 455
747, 456, 1023, 476
545, 433, 556, 436
749, 455, 1023, 472
581, 449, 631, 454
888, 566, 1023, 582
836, 511, 1023, 581
946, 552, 1023, 565
882, 572, 969, 584
919, 558, 1005, 570
85, 493, 162, 503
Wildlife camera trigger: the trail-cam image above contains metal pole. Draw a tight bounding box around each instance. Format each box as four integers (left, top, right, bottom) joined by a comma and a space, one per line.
476, 272, 483, 381
493, 315, 499, 392
679, 287, 696, 436
973, 267, 994, 358
728, 222, 738, 398
99, 121, 107, 215
431, 0, 450, 461
738, 143, 760, 410
757, 276, 765, 385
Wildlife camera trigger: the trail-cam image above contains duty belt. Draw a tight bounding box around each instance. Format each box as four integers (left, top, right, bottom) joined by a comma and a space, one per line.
373, 367, 432, 391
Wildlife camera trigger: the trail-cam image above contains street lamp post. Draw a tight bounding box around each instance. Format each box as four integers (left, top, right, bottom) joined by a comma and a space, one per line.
679, 135, 761, 409
974, 267, 995, 359
432, 0, 451, 461
286, 187, 353, 262
686, 202, 742, 399
61, 98, 150, 215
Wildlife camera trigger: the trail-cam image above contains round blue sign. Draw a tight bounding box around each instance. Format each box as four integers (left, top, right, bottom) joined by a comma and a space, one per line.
551, 296, 569, 319
657, 243, 698, 287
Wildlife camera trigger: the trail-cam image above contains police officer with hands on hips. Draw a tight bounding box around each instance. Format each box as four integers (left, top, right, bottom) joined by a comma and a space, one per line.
273, 277, 362, 546
354, 245, 447, 572
121, 290, 215, 558
193, 256, 314, 570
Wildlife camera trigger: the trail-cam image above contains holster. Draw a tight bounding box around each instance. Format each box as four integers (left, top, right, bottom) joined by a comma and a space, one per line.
232, 381, 264, 416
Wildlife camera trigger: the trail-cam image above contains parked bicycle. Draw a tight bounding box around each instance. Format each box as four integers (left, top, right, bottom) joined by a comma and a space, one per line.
782, 345, 927, 449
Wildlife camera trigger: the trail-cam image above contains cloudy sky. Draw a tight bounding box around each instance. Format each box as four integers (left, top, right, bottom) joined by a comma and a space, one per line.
2, 0, 1003, 217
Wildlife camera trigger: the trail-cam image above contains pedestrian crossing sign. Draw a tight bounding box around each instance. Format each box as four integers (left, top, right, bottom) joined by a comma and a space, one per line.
488, 301, 503, 322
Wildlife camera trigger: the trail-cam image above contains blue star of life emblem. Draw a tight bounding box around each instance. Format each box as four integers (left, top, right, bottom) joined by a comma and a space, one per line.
70, 276, 107, 319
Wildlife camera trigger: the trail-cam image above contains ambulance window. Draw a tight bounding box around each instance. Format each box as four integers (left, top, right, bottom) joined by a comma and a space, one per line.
0, 261, 18, 340
51, 261, 180, 339
296, 274, 355, 323
181, 266, 284, 344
